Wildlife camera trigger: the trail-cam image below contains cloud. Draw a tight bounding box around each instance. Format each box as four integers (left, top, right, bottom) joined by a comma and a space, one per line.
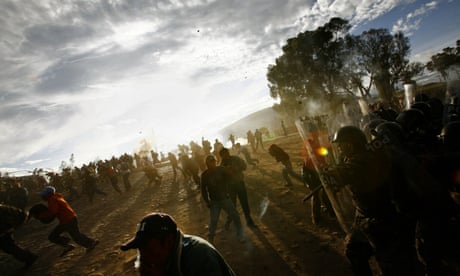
392, 1, 438, 35
0, 0, 452, 171
297, 0, 405, 32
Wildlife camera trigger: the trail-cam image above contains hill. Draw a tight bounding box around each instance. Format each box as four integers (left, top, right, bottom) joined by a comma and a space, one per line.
219, 106, 288, 138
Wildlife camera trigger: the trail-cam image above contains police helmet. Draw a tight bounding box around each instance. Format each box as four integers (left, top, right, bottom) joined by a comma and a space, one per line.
410, 102, 432, 121
332, 126, 368, 149
360, 113, 380, 129
395, 108, 425, 132
363, 119, 386, 134
373, 121, 406, 145
373, 108, 398, 122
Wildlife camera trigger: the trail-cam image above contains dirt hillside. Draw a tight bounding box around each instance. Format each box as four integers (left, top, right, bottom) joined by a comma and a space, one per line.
1, 133, 357, 276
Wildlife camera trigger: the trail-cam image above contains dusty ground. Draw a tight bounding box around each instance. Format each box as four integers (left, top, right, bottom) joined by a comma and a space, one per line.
1, 134, 358, 276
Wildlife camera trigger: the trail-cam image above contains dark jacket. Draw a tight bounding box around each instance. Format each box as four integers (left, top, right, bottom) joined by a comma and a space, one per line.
142, 231, 236, 276
0, 204, 27, 235
201, 166, 230, 204
333, 147, 395, 218
220, 155, 246, 182
7, 187, 28, 210
268, 144, 290, 164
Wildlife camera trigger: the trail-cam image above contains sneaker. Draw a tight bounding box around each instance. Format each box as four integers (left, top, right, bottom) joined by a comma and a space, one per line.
60, 245, 75, 257
87, 239, 99, 251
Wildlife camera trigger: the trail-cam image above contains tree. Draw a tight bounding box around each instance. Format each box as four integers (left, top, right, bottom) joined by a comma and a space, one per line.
426, 39, 460, 80
267, 19, 416, 116
267, 18, 352, 117
69, 153, 75, 168
400, 62, 425, 84
351, 29, 413, 107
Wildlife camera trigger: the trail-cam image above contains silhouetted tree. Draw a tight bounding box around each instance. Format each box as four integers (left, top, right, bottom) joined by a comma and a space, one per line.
351, 29, 412, 106
426, 39, 460, 80
267, 18, 351, 117
267, 19, 416, 115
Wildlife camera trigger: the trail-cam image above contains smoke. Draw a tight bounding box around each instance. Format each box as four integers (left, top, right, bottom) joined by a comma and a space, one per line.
298, 97, 349, 135
305, 100, 323, 116
446, 79, 460, 104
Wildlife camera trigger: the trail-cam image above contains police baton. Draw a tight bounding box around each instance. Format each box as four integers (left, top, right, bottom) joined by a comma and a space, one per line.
302, 184, 323, 202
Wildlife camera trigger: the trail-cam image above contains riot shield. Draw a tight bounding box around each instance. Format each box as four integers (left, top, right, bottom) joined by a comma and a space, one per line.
295, 116, 354, 234
403, 83, 415, 110
444, 80, 460, 124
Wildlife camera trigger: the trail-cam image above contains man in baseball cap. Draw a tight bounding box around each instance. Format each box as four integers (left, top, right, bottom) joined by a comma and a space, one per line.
121, 212, 236, 275
38, 186, 56, 197
120, 212, 177, 251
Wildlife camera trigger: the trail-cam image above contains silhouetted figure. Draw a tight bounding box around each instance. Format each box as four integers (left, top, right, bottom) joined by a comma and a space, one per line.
0, 204, 38, 268
81, 167, 107, 203
268, 144, 303, 186
219, 148, 256, 228
228, 134, 236, 149
235, 143, 259, 167
180, 154, 200, 189
143, 164, 162, 189
201, 155, 243, 243
254, 129, 264, 150
118, 160, 132, 192
168, 152, 185, 183
246, 130, 256, 153
7, 181, 28, 210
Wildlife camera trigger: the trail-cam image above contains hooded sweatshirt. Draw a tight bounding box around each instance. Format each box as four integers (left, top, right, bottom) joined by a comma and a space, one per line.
39, 193, 76, 225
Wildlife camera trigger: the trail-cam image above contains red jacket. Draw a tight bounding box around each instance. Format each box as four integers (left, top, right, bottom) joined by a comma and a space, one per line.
39, 193, 76, 225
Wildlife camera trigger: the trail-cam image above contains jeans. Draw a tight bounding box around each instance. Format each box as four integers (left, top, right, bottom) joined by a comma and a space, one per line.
208, 198, 242, 241
49, 218, 95, 248
227, 181, 254, 224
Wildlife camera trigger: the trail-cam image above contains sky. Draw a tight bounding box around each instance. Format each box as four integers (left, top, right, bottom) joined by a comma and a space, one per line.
1, 0, 459, 175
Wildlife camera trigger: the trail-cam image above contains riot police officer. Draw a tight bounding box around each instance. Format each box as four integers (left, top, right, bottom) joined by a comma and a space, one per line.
325, 126, 419, 275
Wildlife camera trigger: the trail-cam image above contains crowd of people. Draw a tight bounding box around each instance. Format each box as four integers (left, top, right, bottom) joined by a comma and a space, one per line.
1, 91, 459, 275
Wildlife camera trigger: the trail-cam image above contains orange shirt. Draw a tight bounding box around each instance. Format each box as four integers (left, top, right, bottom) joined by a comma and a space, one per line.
39, 193, 77, 225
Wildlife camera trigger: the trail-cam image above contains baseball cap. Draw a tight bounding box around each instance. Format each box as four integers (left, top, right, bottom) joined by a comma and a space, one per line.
38, 186, 56, 197
120, 212, 177, 251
